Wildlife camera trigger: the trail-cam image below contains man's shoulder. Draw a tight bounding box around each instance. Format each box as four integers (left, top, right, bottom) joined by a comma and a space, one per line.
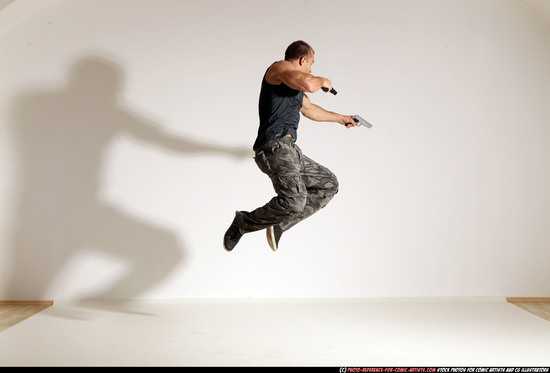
265, 60, 293, 85
268, 60, 292, 73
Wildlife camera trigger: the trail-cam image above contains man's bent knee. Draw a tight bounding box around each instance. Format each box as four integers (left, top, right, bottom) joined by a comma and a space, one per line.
326, 174, 339, 197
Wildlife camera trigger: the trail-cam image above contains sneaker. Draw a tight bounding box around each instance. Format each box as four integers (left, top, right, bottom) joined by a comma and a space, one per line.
223, 212, 243, 252
266, 225, 282, 252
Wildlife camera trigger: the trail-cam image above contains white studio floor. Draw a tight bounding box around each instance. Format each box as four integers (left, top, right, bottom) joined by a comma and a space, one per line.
1, 298, 549, 367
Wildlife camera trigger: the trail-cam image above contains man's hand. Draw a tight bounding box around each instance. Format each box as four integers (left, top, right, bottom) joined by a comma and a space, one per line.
320, 78, 333, 93
340, 115, 358, 128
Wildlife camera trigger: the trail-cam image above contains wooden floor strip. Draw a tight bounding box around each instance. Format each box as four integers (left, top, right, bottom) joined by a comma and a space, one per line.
0, 301, 53, 333
507, 297, 550, 322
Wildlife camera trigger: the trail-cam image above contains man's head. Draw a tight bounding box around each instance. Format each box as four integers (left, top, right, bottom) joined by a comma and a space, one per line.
285, 40, 314, 73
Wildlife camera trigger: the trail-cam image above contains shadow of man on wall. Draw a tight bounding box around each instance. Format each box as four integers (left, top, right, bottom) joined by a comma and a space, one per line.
6, 55, 250, 301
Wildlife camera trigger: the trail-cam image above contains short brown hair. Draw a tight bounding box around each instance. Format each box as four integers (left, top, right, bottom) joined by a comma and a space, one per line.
284, 40, 314, 61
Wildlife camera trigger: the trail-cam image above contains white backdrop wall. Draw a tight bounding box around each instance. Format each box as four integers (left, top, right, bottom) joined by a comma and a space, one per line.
1, 0, 549, 300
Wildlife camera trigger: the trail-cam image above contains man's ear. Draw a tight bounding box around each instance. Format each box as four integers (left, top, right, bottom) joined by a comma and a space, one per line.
298, 56, 307, 66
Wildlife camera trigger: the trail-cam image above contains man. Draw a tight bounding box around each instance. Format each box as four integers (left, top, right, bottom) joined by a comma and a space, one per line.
224, 40, 357, 252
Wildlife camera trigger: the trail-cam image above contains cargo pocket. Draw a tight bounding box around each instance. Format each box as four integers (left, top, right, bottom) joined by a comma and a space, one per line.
274, 174, 304, 195
274, 174, 307, 212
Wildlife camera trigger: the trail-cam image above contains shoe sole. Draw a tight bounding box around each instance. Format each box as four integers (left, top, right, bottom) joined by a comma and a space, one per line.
266, 226, 278, 252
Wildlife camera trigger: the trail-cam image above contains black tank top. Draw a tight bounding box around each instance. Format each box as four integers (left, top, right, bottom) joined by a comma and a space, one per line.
253, 64, 304, 150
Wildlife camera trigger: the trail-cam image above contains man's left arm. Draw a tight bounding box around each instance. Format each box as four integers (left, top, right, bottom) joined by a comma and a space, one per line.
300, 94, 358, 128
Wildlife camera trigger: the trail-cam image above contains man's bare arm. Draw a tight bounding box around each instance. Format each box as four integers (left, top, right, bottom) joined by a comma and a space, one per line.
300, 94, 357, 128
266, 61, 331, 93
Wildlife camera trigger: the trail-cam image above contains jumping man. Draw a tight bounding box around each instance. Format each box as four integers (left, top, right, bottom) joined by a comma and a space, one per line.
223, 40, 358, 252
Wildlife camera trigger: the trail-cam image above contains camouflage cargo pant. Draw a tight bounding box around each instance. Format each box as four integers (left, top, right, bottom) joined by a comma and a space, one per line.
238, 136, 338, 234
